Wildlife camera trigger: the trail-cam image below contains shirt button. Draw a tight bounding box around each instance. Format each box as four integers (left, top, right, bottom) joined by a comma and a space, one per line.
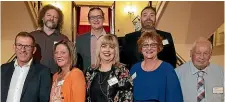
61, 97, 64, 99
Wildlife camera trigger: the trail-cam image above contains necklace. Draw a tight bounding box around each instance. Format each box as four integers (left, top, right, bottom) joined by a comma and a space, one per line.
97, 71, 111, 97
98, 71, 110, 84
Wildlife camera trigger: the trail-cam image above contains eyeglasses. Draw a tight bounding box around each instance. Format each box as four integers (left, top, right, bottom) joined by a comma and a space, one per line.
15, 43, 34, 50
89, 15, 103, 20
142, 43, 158, 49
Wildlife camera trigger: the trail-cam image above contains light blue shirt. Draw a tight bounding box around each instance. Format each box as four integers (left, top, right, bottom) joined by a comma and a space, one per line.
175, 61, 224, 102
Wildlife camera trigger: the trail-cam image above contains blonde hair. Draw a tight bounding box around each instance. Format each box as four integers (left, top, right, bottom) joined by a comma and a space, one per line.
93, 34, 120, 69
137, 31, 163, 53
53, 40, 77, 73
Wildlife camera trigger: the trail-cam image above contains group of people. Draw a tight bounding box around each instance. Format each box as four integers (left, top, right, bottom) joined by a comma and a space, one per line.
1, 4, 223, 102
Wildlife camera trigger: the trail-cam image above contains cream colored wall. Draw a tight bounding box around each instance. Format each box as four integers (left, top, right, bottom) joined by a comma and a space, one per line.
157, 1, 224, 67
211, 55, 224, 67
1, 1, 35, 64
42, 1, 72, 40
73, 6, 77, 41
115, 1, 149, 37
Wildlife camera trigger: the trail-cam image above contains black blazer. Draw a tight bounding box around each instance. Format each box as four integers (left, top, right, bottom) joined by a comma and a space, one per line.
121, 30, 177, 69
1, 61, 52, 102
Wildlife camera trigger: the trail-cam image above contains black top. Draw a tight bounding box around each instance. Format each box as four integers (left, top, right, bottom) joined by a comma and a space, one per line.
90, 70, 111, 102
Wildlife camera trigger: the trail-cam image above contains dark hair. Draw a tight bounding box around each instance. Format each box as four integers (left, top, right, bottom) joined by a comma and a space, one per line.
141, 6, 156, 16
88, 7, 104, 20
38, 4, 64, 30
137, 31, 163, 53
15, 32, 36, 46
53, 39, 77, 73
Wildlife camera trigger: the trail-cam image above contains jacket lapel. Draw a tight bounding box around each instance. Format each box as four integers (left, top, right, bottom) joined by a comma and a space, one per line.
3, 62, 15, 99
21, 62, 36, 97
86, 33, 91, 70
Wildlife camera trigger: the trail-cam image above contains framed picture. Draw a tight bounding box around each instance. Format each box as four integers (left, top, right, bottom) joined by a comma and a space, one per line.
132, 15, 141, 31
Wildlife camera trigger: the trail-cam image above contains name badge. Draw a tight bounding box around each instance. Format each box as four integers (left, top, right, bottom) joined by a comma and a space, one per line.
107, 77, 118, 86
57, 80, 64, 86
131, 72, 137, 80
213, 87, 223, 94
162, 39, 169, 45
54, 41, 58, 45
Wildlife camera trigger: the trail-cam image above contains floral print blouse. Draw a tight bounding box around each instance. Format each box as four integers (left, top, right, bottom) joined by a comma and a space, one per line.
85, 64, 133, 102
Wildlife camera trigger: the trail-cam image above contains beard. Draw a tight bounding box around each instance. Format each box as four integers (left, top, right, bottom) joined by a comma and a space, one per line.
44, 20, 57, 29
141, 20, 155, 30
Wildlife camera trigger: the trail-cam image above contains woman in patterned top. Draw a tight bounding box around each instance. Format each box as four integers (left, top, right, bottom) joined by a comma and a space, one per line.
85, 34, 133, 102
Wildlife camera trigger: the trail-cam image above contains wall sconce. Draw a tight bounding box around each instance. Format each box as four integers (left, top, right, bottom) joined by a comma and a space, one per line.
124, 5, 137, 18
52, 1, 62, 10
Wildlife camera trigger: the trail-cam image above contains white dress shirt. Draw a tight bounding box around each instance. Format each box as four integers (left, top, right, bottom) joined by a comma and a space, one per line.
6, 59, 33, 102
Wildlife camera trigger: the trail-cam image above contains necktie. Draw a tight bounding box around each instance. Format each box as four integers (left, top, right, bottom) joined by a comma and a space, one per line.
197, 71, 205, 102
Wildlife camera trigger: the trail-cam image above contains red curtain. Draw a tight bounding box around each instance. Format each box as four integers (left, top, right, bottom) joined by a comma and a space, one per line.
78, 25, 110, 35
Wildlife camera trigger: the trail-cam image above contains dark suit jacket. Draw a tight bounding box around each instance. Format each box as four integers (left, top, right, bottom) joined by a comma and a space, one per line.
76, 32, 91, 73
1, 61, 52, 102
121, 30, 177, 69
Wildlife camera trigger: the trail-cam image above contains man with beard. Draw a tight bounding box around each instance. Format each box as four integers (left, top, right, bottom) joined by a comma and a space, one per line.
121, 6, 177, 69
30, 4, 68, 74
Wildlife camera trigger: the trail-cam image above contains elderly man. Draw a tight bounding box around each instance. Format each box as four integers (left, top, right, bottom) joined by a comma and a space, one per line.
175, 37, 224, 102
1, 32, 51, 102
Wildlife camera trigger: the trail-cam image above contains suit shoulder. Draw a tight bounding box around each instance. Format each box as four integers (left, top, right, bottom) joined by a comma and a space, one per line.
33, 63, 50, 71
125, 31, 140, 38
1, 62, 13, 69
156, 30, 171, 35
76, 33, 90, 42
77, 33, 90, 38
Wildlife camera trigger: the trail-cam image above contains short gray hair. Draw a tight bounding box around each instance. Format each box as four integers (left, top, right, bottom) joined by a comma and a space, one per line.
191, 37, 213, 51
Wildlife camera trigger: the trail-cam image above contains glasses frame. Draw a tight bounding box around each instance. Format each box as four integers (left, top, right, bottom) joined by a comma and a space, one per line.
15, 43, 35, 50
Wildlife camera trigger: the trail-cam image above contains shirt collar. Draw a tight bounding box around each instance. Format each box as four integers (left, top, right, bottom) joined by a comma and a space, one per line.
39, 29, 60, 36
91, 29, 106, 39
14, 58, 33, 68
190, 61, 208, 75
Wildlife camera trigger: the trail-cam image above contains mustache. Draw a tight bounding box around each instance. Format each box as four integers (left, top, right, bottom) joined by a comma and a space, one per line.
144, 20, 153, 22
46, 20, 55, 23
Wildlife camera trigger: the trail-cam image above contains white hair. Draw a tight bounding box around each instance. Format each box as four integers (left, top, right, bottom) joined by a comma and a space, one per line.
191, 37, 213, 51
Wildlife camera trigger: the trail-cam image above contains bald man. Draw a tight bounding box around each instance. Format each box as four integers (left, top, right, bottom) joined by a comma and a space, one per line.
175, 37, 224, 102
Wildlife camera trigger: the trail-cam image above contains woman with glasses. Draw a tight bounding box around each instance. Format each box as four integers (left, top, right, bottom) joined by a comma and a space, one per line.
85, 34, 133, 102
50, 40, 86, 102
130, 31, 183, 102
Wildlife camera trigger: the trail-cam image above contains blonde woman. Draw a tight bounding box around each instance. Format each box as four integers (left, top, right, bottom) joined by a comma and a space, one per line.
85, 34, 133, 102
50, 40, 86, 102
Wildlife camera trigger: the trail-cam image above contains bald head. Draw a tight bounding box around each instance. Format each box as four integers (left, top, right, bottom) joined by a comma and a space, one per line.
190, 37, 212, 70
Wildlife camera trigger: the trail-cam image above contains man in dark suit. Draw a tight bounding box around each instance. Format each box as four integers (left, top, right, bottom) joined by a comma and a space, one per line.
121, 6, 177, 69
1, 32, 51, 102
76, 7, 107, 72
